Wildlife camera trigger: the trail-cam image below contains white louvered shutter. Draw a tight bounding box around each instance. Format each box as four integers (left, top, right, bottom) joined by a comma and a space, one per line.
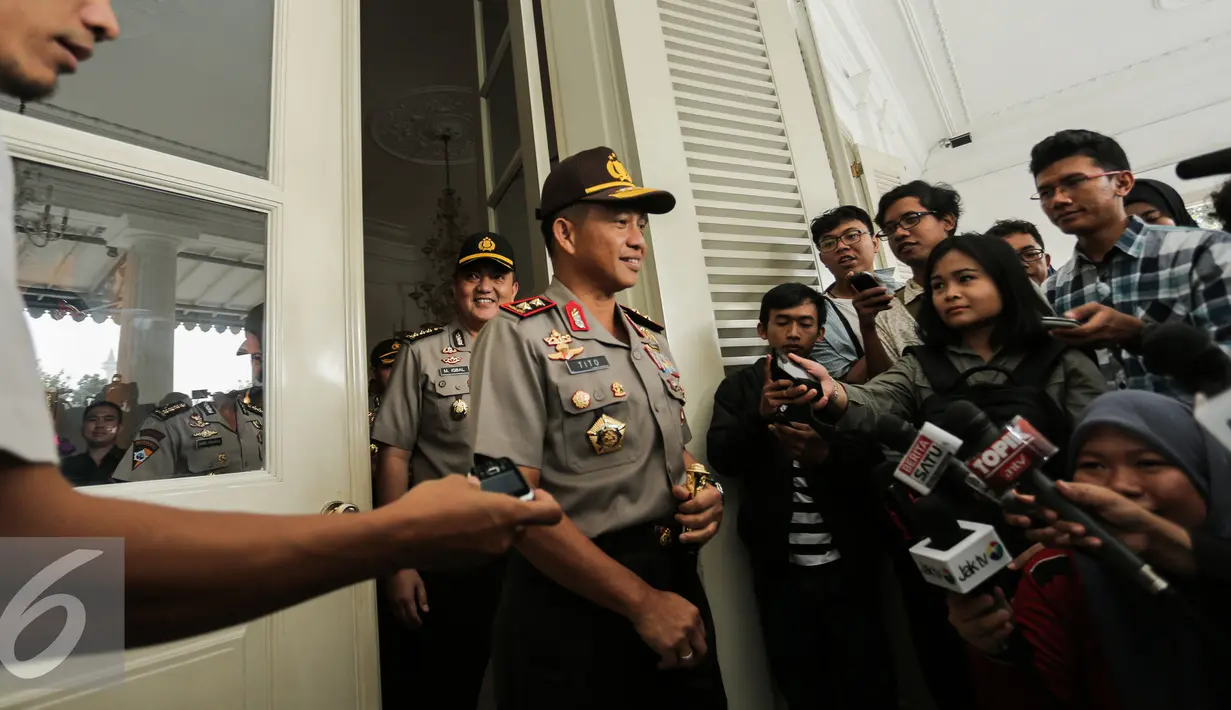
657, 0, 826, 374
853, 142, 909, 272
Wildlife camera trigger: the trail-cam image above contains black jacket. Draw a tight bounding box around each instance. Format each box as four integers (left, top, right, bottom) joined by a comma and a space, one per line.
707, 357, 886, 568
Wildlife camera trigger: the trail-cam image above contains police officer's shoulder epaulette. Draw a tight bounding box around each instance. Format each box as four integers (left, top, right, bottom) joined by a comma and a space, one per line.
620, 304, 664, 333
403, 325, 444, 343
500, 295, 555, 318
150, 401, 190, 421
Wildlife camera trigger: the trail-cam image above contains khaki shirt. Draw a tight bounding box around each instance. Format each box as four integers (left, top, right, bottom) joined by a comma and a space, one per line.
841, 345, 1109, 430
114, 393, 264, 481
875, 279, 924, 361
371, 322, 476, 487
469, 279, 691, 538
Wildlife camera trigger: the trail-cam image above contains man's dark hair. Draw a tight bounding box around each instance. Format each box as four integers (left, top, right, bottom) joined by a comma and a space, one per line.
875, 180, 963, 235
984, 219, 1045, 249
1028, 129, 1131, 177
916, 234, 1050, 351
1211, 179, 1231, 233
539, 203, 591, 250
83, 400, 123, 424
809, 205, 874, 246
758, 283, 826, 327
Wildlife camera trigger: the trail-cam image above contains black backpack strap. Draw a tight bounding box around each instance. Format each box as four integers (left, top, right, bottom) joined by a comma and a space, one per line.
823, 294, 864, 359
1010, 339, 1070, 388
904, 345, 963, 394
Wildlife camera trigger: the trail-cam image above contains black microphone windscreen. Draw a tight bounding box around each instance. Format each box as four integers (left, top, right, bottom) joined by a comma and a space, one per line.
874, 415, 919, 454
936, 401, 999, 458
1142, 323, 1231, 395
1176, 147, 1231, 180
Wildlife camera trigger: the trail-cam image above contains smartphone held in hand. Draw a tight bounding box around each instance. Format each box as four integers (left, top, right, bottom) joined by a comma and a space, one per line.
1041, 316, 1081, 330
471, 457, 535, 501
850, 271, 881, 292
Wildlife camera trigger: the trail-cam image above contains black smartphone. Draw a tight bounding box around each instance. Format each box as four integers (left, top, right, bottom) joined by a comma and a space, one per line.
769, 350, 821, 422
470, 457, 534, 500
850, 271, 881, 292
1040, 316, 1081, 330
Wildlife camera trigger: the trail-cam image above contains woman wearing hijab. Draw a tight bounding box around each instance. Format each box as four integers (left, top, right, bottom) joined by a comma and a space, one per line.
1125, 178, 1200, 227
947, 390, 1231, 710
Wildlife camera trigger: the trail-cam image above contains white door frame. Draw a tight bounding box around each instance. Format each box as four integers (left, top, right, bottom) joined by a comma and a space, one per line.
0, 0, 377, 706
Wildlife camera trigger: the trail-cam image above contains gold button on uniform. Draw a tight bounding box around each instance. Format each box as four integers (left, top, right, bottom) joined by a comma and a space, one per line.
572, 390, 592, 409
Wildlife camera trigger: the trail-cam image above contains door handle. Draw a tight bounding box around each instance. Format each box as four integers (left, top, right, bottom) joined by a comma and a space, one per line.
321, 500, 360, 515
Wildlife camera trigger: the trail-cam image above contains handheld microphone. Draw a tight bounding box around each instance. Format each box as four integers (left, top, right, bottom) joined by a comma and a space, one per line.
1142, 322, 1231, 453
938, 401, 1172, 596
907, 494, 1013, 595
874, 417, 964, 496
1175, 146, 1231, 180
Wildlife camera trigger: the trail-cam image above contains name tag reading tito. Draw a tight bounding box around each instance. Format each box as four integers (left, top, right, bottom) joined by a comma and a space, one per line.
566, 355, 610, 375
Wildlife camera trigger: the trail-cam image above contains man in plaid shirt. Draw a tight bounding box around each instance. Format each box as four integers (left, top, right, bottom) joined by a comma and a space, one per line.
1030, 129, 1231, 399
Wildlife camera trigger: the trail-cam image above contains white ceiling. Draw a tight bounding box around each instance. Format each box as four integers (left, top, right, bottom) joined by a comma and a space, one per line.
849, 0, 1231, 188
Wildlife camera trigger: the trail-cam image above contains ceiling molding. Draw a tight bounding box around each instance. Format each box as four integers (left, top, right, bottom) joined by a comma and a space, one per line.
891, 0, 969, 137
1155, 0, 1214, 9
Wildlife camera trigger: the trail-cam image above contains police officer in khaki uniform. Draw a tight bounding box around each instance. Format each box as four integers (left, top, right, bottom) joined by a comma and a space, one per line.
371, 232, 519, 710
469, 147, 727, 708
367, 337, 400, 464
114, 304, 265, 482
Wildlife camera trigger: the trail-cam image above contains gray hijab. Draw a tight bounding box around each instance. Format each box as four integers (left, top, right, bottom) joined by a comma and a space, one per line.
1068, 390, 1231, 710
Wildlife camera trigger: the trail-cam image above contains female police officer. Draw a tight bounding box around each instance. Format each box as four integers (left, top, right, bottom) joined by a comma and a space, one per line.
468, 147, 727, 709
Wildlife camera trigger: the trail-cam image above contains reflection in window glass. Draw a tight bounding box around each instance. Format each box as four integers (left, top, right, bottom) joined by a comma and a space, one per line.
488, 58, 522, 177
481, 0, 509, 67
495, 168, 528, 264
15, 160, 268, 486
0, 0, 275, 177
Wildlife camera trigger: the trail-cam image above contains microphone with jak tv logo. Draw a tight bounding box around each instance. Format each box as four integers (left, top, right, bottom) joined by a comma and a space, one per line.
936, 401, 1173, 597
872, 416, 1016, 595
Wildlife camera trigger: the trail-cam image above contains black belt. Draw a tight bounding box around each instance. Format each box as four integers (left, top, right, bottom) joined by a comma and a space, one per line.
591, 519, 695, 556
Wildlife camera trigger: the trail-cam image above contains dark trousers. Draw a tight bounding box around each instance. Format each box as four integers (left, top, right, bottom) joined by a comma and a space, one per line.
492, 525, 728, 710
751, 558, 898, 710
377, 558, 506, 710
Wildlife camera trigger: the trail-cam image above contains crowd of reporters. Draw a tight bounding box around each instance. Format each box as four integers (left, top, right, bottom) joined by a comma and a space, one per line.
706, 128, 1231, 710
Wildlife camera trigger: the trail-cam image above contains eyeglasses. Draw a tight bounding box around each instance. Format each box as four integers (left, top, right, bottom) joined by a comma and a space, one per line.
817, 229, 874, 253
1018, 247, 1045, 263
1031, 171, 1127, 202
875, 211, 934, 239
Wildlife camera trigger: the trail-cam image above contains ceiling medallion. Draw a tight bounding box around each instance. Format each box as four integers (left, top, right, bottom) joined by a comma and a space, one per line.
370, 86, 478, 166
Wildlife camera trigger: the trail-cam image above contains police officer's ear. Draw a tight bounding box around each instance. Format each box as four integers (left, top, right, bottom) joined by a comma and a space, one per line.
511, 278, 520, 301
551, 204, 589, 256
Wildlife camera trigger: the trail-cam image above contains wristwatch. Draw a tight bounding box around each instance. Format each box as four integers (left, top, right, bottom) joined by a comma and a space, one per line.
712, 480, 725, 503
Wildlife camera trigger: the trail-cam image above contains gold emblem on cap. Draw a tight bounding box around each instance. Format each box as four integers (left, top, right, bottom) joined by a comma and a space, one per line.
451, 399, 469, 420
587, 414, 626, 455
392, 342, 400, 350
606, 153, 633, 184
571, 390, 592, 410
478, 236, 496, 252
611, 382, 627, 398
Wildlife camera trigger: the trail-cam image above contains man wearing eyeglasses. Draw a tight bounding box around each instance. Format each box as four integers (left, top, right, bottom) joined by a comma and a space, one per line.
984, 219, 1052, 286
1031, 129, 1231, 398
870, 181, 964, 362
809, 206, 904, 382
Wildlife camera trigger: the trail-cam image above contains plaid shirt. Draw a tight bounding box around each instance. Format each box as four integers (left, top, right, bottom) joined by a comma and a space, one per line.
1044, 217, 1231, 398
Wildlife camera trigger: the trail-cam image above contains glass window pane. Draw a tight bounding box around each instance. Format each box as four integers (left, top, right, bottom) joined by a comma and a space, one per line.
0, 0, 275, 177
495, 168, 528, 262
488, 59, 521, 177
482, 0, 509, 66
16, 160, 269, 486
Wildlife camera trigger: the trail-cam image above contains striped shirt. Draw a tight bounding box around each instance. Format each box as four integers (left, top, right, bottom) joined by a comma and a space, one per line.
1045, 217, 1231, 399
788, 473, 841, 567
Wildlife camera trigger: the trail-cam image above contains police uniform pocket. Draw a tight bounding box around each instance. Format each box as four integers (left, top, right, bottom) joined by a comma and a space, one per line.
186, 440, 230, 476
428, 374, 472, 425
556, 379, 637, 473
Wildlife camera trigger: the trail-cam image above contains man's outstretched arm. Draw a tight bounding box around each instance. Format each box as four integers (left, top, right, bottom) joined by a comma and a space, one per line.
0, 456, 561, 648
